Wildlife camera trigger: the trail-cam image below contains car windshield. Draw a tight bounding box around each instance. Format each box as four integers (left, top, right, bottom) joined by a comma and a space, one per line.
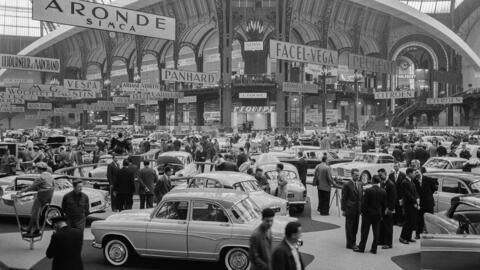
241, 181, 262, 192
265, 170, 298, 181
424, 159, 450, 169
470, 181, 480, 193
353, 154, 378, 163
231, 198, 261, 223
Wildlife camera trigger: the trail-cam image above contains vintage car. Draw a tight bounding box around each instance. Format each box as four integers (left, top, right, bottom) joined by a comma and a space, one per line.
422, 194, 480, 270
172, 171, 289, 215
87, 154, 128, 179
421, 157, 468, 173
330, 152, 396, 183
91, 189, 296, 269
0, 174, 109, 225
418, 135, 452, 149
256, 162, 307, 213
157, 151, 197, 177
423, 172, 480, 212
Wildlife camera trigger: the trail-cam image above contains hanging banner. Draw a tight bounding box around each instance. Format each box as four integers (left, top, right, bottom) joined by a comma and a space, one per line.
282, 82, 318, 94
239, 92, 267, 99
178, 96, 197, 103
374, 90, 415, 99
347, 53, 396, 75
426, 97, 463, 105
0, 54, 60, 73
27, 103, 52, 110
32, 0, 176, 40
121, 82, 163, 92
244, 41, 264, 51
233, 106, 275, 113
161, 69, 218, 84
269, 40, 338, 66
64, 79, 102, 92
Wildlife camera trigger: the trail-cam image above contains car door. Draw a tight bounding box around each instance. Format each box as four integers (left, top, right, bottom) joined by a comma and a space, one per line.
146, 200, 189, 257
187, 200, 232, 260
436, 178, 468, 212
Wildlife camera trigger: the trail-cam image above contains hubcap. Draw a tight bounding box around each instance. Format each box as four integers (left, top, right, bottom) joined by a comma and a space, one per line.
108, 243, 126, 262
229, 250, 248, 270
46, 208, 61, 224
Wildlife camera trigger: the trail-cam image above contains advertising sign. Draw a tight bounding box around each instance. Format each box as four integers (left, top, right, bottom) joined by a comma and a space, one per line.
339, 101, 349, 106
426, 97, 463, 105
130, 91, 184, 100
282, 82, 318, 94
121, 82, 163, 92
178, 96, 197, 103
1, 78, 34, 87
32, 0, 175, 40
0, 106, 25, 113
239, 92, 267, 99
27, 103, 52, 110
347, 53, 396, 75
64, 79, 102, 92
113, 97, 145, 104
269, 40, 338, 66
161, 69, 218, 84
0, 54, 60, 73
244, 41, 263, 51
374, 90, 415, 99
233, 106, 275, 113
0, 98, 25, 104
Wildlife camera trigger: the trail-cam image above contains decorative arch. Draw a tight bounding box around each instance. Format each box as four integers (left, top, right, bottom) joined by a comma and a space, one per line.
329, 28, 353, 50
360, 36, 380, 55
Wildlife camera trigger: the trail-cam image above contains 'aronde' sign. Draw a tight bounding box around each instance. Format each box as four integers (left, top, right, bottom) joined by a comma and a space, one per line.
33, 0, 175, 40
161, 69, 218, 84
270, 40, 338, 66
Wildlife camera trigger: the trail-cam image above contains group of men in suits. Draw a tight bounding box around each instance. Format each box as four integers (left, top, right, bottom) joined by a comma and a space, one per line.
342, 161, 438, 254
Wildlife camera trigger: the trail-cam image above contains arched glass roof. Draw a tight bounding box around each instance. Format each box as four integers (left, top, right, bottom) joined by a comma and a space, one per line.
400, 0, 464, 14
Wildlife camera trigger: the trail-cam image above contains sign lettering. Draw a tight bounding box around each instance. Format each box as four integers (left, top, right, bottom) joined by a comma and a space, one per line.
27, 102, 52, 110
347, 53, 396, 75
282, 82, 318, 94
0, 54, 60, 73
374, 90, 415, 100
239, 92, 267, 99
161, 69, 218, 84
270, 40, 338, 66
64, 79, 102, 92
244, 41, 263, 51
233, 106, 275, 113
426, 97, 463, 105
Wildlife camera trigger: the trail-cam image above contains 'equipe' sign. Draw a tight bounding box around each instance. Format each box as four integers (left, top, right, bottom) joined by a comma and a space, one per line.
282, 82, 318, 94
270, 40, 338, 66
33, 0, 175, 40
374, 90, 415, 99
0, 54, 60, 73
161, 69, 218, 84
426, 97, 463, 105
233, 106, 275, 113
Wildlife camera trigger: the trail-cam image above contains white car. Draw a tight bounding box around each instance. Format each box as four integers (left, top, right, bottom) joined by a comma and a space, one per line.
0, 174, 109, 225
419, 136, 452, 149
158, 151, 197, 177
422, 157, 468, 173
331, 153, 396, 183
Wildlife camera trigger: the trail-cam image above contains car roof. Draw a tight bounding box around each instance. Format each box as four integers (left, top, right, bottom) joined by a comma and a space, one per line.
425, 172, 480, 183
257, 162, 298, 172
356, 152, 393, 157
428, 157, 467, 162
164, 188, 248, 208
159, 151, 191, 157
193, 172, 256, 186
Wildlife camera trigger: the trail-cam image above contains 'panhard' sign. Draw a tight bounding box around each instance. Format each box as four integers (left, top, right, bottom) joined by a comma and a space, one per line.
269, 40, 338, 66
33, 0, 175, 40
0, 54, 60, 73
374, 90, 415, 99
426, 97, 463, 105
161, 69, 218, 84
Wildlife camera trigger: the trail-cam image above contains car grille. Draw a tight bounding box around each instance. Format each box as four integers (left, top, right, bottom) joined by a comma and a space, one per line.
91, 201, 102, 207
344, 170, 351, 178
337, 168, 344, 177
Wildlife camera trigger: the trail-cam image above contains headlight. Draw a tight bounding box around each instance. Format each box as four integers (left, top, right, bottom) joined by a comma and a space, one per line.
270, 206, 281, 213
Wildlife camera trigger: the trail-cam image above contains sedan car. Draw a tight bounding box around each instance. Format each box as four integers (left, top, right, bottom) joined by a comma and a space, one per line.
422, 157, 468, 173
91, 189, 296, 269
173, 171, 289, 215
157, 151, 197, 177
330, 153, 396, 183
0, 174, 109, 225
422, 194, 480, 270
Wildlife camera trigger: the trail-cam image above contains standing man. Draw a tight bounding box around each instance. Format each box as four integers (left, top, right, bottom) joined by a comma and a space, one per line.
46, 216, 83, 270
61, 180, 89, 231
114, 160, 136, 211
276, 163, 288, 200
138, 160, 158, 209
236, 148, 248, 168
459, 144, 472, 160
354, 175, 386, 254
271, 221, 304, 270
255, 168, 270, 193
414, 167, 438, 239
379, 168, 397, 249
312, 156, 335, 215
399, 168, 420, 244
296, 152, 308, 188
107, 154, 120, 212
389, 162, 406, 225
154, 167, 173, 204
249, 208, 275, 270
341, 168, 363, 249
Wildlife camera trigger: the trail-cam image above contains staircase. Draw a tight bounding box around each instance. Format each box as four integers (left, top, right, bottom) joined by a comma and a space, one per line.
391, 102, 421, 127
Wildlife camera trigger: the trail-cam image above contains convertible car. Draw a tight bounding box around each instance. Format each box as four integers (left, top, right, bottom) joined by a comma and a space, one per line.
422, 194, 480, 270
172, 171, 289, 215
91, 189, 296, 270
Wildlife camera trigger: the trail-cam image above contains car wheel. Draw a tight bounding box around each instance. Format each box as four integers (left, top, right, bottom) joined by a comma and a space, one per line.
224, 247, 250, 270
360, 171, 371, 183
42, 206, 62, 227
104, 238, 130, 266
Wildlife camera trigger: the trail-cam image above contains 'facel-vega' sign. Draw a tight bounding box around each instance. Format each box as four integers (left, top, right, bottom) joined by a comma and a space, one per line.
33, 0, 175, 40
269, 40, 338, 67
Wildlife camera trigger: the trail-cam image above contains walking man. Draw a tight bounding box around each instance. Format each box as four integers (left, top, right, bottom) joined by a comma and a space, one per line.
249, 208, 275, 270
138, 160, 158, 209
354, 175, 386, 254
313, 156, 335, 215
414, 167, 438, 239
271, 221, 304, 270
107, 154, 120, 212
400, 168, 420, 244
114, 160, 136, 211
379, 168, 397, 249
341, 168, 363, 249
296, 152, 308, 188
61, 180, 89, 231
46, 216, 84, 270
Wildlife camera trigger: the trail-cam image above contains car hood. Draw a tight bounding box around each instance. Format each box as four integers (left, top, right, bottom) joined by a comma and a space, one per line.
105, 209, 153, 222
248, 191, 287, 208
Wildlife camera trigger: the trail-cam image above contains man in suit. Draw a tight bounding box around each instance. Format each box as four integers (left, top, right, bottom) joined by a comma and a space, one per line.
354, 175, 386, 254
249, 208, 275, 270
296, 152, 308, 189
154, 166, 173, 204
414, 167, 438, 239
400, 168, 420, 244
114, 160, 136, 211
313, 156, 335, 215
271, 221, 304, 270
138, 160, 158, 209
46, 216, 83, 270
389, 162, 406, 225
341, 168, 363, 249
379, 168, 397, 249
107, 154, 120, 212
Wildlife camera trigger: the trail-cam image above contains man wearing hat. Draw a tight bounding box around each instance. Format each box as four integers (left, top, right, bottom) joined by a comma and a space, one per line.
18, 162, 54, 236
46, 216, 84, 270
61, 180, 89, 231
